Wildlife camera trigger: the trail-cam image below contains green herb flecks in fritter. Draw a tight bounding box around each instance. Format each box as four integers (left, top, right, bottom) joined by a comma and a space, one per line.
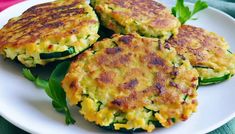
91, 0, 180, 41
0, 0, 99, 67
167, 25, 235, 85
62, 34, 199, 132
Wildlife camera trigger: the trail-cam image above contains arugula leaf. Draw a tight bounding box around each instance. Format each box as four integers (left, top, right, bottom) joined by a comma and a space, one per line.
22, 61, 75, 125
172, 0, 208, 24
22, 68, 49, 89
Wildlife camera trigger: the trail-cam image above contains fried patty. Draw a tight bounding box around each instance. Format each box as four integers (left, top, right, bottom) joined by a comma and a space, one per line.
0, 0, 99, 67
167, 25, 235, 83
62, 34, 199, 132
90, 0, 180, 40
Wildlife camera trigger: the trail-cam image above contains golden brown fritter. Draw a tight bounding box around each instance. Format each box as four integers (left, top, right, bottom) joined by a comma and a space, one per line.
91, 0, 180, 40
167, 25, 235, 84
0, 0, 99, 67
62, 34, 199, 132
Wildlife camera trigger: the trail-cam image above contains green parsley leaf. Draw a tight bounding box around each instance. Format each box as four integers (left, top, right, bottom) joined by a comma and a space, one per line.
48, 61, 75, 125
22, 68, 36, 81
52, 101, 66, 113
172, 0, 208, 24
172, 0, 191, 24
22, 61, 76, 125
22, 68, 49, 89
192, 0, 208, 16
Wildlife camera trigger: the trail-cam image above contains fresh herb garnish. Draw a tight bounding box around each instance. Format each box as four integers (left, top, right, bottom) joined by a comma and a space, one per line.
47, 61, 75, 124
22, 61, 75, 125
22, 68, 49, 89
172, 0, 208, 24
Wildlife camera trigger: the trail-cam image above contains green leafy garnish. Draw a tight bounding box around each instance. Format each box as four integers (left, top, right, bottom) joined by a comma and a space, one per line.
47, 61, 75, 124
172, 0, 208, 24
22, 61, 75, 125
22, 68, 49, 89
52, 101, 66, 113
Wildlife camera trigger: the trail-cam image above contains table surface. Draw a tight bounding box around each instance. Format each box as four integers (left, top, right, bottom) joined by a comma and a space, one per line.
0, 116, 235, 133
0, 0, 235, 134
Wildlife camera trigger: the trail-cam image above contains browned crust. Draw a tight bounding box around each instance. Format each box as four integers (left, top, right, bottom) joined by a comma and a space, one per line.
63, 34, 198, 112
110, 0, 165, 17
93, 0, 179, 33
0, 0, 97, 49
167, 25, 227, 65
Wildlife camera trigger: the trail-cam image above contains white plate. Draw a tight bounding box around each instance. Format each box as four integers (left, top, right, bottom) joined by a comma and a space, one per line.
0, 0, 235, 134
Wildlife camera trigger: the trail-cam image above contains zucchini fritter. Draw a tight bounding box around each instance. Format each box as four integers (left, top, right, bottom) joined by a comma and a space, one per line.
91, 0, 180, 40
62, 34, 199, 132
167, 25, 235, 85
0, 0, 99, 67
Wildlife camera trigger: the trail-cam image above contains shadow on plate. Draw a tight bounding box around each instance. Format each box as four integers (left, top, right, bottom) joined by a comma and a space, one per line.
0, 57, 116, 133
0, 57, 64, 79
23, 97, 108, 133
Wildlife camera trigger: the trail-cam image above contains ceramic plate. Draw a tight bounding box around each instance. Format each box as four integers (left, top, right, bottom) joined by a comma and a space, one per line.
0, 0, 235, 134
